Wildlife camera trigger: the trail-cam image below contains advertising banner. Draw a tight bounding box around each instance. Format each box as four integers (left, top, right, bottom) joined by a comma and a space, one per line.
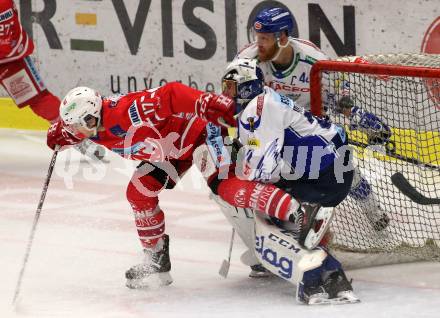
11, 0, 440, 97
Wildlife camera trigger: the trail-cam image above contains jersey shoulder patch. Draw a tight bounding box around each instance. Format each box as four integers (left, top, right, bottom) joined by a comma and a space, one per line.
268, 89, 303, 113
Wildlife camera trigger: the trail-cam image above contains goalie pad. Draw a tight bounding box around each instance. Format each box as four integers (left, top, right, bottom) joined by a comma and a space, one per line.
254, 212, 327, 285
211, 194, 260, 266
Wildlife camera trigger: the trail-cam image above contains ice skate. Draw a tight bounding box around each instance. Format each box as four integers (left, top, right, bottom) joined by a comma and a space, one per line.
297, 281, 330, 305
125, 234, 173, 289
321, 269, 360, 304
249, 264, 274, 278
298, 269, 359, 305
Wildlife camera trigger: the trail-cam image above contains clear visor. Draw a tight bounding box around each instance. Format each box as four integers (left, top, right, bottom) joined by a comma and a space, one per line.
64, 114, 99, 139
222, 79, 238, 98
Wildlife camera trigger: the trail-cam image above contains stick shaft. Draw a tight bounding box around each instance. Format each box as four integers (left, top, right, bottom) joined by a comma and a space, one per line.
227, 228, 235, 263
12, 148, 59, 305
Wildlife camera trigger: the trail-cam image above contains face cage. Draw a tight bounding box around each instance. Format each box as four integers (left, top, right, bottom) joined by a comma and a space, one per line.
222, 79, 238, 99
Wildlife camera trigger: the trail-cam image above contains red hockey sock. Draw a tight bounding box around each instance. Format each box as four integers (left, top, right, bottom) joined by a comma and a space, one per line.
217, 177, 294, 220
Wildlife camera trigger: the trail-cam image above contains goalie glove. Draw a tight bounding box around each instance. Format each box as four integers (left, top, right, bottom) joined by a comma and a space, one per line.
195, 93, 237, 128
336, 96, 393, 150
346, 104, 392, 145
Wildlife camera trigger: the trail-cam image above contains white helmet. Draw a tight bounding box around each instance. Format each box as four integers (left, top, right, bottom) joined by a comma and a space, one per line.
60, 86, 102, 137
222, 58, 264, 112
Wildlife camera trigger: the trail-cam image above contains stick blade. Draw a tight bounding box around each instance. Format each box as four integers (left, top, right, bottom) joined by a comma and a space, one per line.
391, 172, 440, 205
218, 259, 230, 278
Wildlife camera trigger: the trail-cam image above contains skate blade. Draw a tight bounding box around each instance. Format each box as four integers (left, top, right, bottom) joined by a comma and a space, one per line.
304, 207, 334, 249
248, 270, 275, 278
308, 297, 360, 305
307, 291, 360, 305
126, 272, 173, 289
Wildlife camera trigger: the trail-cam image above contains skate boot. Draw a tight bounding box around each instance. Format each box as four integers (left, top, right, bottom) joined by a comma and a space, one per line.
297, 266, 330, 305
289, 203, 334, 250
298, 269, 359, 305
321, 269, 360, 304
249, 264, 274, 278
297, 281, 329, 305
125, 234, 173, 289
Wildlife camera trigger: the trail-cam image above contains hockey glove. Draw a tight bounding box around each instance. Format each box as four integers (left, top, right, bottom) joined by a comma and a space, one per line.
195, 93, 237, 128
47, 120, 82, 150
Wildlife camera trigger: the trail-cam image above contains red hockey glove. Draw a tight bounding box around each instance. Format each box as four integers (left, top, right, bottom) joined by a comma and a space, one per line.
47, 120, 82, 150
195, 93, 237, 128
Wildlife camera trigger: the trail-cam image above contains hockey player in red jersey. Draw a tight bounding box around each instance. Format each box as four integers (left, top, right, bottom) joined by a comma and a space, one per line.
0, 0, 59, 122
46, 82, 236, 289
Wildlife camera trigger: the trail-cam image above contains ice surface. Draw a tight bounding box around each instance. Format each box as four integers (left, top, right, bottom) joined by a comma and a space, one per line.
1, 130, 439, 318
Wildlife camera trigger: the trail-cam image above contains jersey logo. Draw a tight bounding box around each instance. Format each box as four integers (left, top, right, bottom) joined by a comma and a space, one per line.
247, 138, 260, 147
109, 125, 127, 138
240, 116, 261, 132
205, 123, 230, 167
0, 8, 14, 22
128, 101, 142, 126
3, 69, 38, 105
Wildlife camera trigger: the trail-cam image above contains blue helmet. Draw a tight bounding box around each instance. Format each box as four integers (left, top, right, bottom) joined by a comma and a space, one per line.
253, 7, 294, 36
222, 58, 264, 113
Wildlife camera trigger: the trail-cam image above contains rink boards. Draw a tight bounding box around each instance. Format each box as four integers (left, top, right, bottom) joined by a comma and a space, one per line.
0, 98, 49, 130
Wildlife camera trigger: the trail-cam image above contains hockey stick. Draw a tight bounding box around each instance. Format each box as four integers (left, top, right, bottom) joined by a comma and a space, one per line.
12, 146, 60, 306
391, 172, 440, 205
218, 228, 235, 278
349, 140, 439, 170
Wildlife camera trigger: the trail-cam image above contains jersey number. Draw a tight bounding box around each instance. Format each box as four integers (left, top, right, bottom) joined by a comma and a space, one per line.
0, 22, 14, 36
299, 72, 309, 83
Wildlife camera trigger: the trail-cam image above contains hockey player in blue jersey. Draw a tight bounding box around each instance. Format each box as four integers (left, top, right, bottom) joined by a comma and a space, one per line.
205, 57, 360, 304
235, 6, 390, 232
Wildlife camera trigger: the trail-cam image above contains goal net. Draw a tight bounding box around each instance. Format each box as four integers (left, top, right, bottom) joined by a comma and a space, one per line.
310, 53, 440, 265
